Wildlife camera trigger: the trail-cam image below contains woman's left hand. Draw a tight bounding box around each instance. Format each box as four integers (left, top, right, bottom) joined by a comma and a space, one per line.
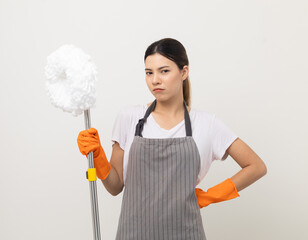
195, 178, 240, 208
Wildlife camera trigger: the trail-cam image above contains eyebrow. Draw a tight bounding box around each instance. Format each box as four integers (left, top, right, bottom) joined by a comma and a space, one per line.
145, 65, 170, 71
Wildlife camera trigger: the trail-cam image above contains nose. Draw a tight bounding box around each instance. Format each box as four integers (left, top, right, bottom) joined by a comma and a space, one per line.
152, 73, 161, 85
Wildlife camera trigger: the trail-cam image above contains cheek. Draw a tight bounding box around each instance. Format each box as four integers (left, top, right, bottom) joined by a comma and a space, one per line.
145, 78, 151, 86
146, 79, 154, 91
162, 73, 176, 82
164, 74, 181, 87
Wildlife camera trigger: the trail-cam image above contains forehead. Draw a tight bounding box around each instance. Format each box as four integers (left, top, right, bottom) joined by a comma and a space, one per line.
145, 53, 176, 68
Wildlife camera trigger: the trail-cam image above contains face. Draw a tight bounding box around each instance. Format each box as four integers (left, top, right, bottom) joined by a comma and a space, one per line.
144, 53, 189, 101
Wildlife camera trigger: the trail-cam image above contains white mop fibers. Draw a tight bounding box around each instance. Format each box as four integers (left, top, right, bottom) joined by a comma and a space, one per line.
45, 44, 98, 116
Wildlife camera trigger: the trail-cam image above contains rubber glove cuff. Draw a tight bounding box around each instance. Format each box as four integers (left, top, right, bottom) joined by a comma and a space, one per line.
92, 145, 111, 180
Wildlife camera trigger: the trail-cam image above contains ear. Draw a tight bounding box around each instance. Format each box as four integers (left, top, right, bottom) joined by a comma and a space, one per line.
182, 65, 189, 80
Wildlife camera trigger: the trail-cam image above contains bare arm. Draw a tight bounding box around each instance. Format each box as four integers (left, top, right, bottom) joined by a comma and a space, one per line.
101, 142, 124, 196
227, 138, 267, 192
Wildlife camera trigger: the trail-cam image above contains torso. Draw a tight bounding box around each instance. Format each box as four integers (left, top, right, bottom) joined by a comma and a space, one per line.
147, 102, 191, 130
115, 100, 207, 239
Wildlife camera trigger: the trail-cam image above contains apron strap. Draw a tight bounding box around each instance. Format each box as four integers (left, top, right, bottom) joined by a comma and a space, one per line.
184, 100, 192, 137
135, 99, 192, 137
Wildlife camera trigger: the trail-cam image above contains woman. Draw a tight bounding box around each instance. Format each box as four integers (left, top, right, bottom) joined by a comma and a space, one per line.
77, 38, 267, 239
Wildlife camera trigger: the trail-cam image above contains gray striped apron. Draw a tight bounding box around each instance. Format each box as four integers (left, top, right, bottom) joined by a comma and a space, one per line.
115, 99, 206, 240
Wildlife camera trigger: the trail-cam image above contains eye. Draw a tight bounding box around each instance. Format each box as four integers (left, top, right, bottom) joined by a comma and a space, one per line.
162, 70, 169, 73
145, 72, 152, 75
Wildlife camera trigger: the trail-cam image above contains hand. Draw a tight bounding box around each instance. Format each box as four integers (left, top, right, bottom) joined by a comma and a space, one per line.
77, 128, 111, 180
195, 178, 240, 208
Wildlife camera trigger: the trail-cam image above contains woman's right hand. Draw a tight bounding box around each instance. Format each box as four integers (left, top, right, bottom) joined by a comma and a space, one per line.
77, 128, 111, 180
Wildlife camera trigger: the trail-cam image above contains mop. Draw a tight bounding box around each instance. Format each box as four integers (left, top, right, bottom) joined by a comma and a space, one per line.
45, 44, 101, 240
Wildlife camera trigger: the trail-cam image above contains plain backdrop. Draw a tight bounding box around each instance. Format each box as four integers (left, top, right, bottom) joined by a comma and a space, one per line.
0, 0, 307, 239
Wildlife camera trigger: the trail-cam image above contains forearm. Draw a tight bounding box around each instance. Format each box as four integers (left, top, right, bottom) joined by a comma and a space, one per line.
101, 166, 124, 196
230, 161, 267, 192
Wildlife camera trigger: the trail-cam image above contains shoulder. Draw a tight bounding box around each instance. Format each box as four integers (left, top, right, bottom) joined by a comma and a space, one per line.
117, 104, 145, 120
190, 107, 215, 123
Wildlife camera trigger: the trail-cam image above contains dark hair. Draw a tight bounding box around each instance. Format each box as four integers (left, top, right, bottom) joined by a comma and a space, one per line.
144, 38, 191, 107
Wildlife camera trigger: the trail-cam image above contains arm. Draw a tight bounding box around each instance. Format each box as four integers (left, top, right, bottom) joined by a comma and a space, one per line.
101, 141, 124, 196
77, 128, 124, 196
195, 137, 267, 208
227, 137, 267, 192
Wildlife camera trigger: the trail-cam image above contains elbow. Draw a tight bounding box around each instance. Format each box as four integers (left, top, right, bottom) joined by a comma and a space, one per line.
110, 185, 124, 196
262, 164, 267, 177
111, 191, 121, 196
110, 192, 119, 196
248, 158, 267, 179
263, 163, 267, 176
258, 159, 267, 178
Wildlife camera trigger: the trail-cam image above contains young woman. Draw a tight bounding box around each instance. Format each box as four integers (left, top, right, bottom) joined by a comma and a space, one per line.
77, 38, 267, 240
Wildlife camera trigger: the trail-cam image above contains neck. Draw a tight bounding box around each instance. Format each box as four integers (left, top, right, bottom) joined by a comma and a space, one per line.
150, 96, 189, 117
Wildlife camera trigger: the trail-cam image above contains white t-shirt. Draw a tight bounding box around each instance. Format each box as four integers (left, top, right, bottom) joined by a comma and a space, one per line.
111, 104, 239, 186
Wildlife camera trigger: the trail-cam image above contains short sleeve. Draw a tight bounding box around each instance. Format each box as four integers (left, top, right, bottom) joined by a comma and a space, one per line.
111, 108, 129, 151
211, 114, 239, 161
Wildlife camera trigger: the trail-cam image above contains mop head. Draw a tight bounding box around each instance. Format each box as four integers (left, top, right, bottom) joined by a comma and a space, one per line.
45, 44, 98, 116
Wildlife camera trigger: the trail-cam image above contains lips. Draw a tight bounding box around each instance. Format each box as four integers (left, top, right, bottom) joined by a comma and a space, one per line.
153, 88, 164, 91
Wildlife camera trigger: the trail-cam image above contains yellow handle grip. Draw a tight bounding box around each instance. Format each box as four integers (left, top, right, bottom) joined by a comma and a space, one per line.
87, 168, 97, 181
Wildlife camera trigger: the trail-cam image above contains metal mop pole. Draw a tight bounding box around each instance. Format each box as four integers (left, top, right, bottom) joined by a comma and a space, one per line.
84, 109, 102, 240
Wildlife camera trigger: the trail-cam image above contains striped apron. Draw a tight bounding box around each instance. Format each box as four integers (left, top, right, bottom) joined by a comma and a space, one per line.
115, 99, 206, 240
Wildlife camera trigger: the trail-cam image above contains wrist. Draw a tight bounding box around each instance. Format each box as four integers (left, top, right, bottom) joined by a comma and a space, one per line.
94, 145, 111, 180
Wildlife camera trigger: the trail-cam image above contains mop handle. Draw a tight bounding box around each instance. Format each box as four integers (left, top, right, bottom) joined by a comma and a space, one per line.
84, 109, 102, 240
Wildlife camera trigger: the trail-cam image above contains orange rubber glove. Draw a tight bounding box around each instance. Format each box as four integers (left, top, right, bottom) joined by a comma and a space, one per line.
195, 178, 240, 208
77, 127, 111, 180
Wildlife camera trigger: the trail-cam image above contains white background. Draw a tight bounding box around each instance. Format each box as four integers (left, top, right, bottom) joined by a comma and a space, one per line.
0, 0, 307, 239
